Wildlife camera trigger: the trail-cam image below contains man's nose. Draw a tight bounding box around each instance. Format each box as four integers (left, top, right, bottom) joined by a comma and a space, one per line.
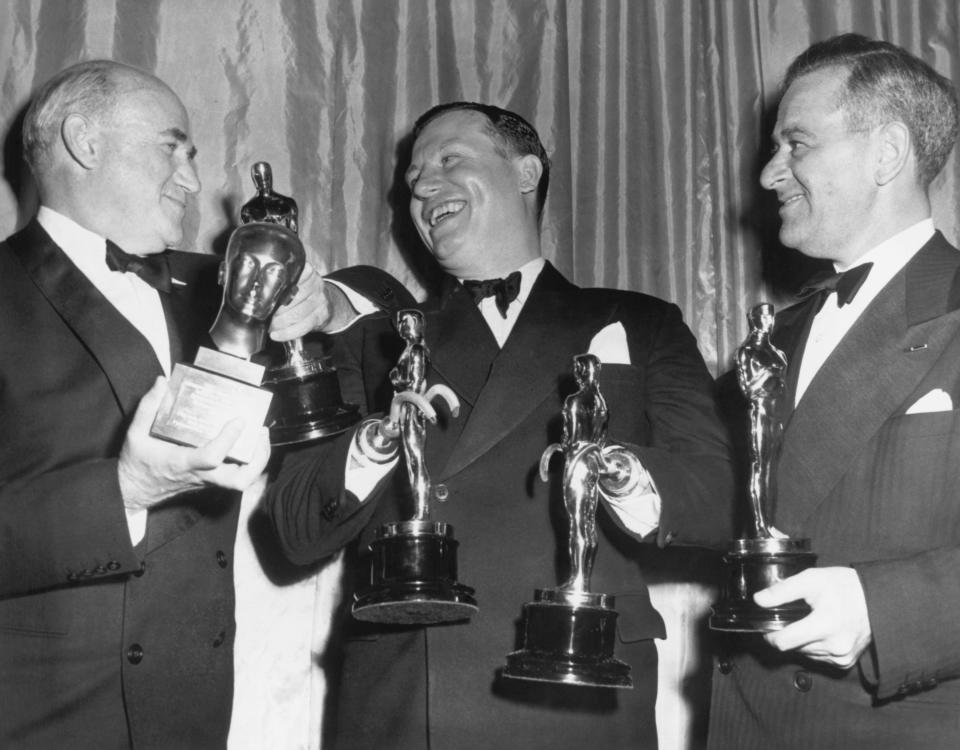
411, 169, 440, 200
759, 149, 787, 191
177, 159, 201, 194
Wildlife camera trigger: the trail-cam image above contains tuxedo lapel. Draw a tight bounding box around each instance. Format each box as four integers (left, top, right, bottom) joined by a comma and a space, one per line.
776, 235, 960, 530
438, 264, 600, 480
771, 296, 820, 419
9, 222, 162, 418
425, 277, 500, 410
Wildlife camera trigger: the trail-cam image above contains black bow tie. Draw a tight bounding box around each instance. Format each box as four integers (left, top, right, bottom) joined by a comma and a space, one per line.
462, 271, 522, 318
105, 240, 172, 294
798, 262, 873, 312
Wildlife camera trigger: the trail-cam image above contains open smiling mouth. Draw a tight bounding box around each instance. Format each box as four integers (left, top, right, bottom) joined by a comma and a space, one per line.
428, 200, 466, 227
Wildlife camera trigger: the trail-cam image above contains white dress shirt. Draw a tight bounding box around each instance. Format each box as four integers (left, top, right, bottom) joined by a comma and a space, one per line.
795, 219, 935, 405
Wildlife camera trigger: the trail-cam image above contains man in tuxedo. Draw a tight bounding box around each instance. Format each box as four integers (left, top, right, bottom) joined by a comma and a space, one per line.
266, 102, 735, 749
0, 59, 399, 749
708, 34, 960, 749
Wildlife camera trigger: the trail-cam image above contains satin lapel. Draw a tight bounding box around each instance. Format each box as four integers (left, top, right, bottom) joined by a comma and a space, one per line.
420, 278, 501, 471
771, 296, 820, 422
425, 276, 501, 410
161, 251, 221, 364
9, 222, 162, 418
439, 264, 599, 480
144, 253, 222, 554
777, 236, 960, 530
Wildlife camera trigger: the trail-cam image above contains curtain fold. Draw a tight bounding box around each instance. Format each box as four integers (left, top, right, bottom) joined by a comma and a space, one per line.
2, 0, 959, 375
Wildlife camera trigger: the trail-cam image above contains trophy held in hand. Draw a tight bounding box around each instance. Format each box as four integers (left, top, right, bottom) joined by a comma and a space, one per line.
150, 220, 303, 463
503, 353, 636, 689
352, 309, 477, 625
240, 161, 359, 444
709, 303, 817, 632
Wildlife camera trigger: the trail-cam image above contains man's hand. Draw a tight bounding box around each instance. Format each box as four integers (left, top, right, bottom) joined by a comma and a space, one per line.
269, 262, 335, 341
757, 566, 873, 669
118, 377, 271, 510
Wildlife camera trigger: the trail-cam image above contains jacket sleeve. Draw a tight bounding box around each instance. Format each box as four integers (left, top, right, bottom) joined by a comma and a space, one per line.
611, 299, 738, 547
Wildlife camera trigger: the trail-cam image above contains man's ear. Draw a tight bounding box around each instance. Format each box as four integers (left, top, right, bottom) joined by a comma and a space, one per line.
874, 121, 911, 186
516, 153, 544, 195
61, 113, 100, 169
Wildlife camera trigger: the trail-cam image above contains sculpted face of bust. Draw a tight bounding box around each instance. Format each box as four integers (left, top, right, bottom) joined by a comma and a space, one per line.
221, 222, 304, 322
209, 222, 305, 358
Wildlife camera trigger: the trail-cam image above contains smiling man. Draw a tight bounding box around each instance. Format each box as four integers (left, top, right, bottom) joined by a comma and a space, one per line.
708, 34, 960, 750
0, 59, 395, 749
265, 102, 736, 749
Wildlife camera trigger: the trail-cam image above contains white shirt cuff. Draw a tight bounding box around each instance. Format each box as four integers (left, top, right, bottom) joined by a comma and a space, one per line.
126, 507, 148, 546
601, 470, 661, 539
344, 438, 398, 500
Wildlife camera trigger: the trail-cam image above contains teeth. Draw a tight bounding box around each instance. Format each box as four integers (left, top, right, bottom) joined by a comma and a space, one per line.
428, 200, 465, 227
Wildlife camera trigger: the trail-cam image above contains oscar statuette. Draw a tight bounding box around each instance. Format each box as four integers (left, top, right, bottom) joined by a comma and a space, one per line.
709, 303, 817, 632
351, 309, 478, 625
240, 161, 360, 444
503, 353, 634, 688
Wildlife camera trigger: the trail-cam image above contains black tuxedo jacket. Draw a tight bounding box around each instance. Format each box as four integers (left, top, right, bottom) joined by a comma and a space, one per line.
0, 220, 241, 749
268, 262, 735, 750
709, 232, 960, 749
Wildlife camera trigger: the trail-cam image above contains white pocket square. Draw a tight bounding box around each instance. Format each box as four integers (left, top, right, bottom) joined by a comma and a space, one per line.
906, 388, 953, 414
588, 322, 631, 365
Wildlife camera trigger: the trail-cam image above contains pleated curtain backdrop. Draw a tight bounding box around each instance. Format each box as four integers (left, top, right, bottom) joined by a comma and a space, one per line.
4, 3, 960, 749
2, 0, 959, 373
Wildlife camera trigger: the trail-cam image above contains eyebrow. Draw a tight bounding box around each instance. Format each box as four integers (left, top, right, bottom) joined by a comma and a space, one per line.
162, 127, 198, 159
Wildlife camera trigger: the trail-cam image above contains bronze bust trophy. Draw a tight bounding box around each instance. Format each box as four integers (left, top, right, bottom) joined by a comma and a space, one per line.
710, 303, 817, 632
240, 161, 359, 444
351, 309, 477, 625
150, 221, 303, 463
503, 353, 635, 688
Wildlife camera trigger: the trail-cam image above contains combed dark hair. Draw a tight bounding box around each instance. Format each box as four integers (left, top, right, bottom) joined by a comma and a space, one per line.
784, 33, 959, 187
21, 60, 130, 173
413, 102, 551, 219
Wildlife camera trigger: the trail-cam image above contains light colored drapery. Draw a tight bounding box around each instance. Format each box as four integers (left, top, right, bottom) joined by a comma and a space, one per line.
3, 1, 958, 372
3, 2, 959, 749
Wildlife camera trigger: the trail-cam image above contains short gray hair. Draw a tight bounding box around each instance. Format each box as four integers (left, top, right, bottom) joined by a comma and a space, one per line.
784, 34, 959, 188
22, 60, 133, 173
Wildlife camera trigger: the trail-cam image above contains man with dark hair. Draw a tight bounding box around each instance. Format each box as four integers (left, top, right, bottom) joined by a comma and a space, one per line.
266, 102, 735, 749
708, 33, 960, 749
0, 59, 407, 748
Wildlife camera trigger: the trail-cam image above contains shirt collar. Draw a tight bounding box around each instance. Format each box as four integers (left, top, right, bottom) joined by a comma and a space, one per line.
832, 218, 935, 307
37, 205, 113, 284
456, 256, 546, 307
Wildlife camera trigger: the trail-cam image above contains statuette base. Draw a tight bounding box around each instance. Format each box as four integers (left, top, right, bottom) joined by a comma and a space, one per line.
503, 588, 632, 689
352, 520, 477, 625
710, 537, 817, 632
262, 355, 359, 445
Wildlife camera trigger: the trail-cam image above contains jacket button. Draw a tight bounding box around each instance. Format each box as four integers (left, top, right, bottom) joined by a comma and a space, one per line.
718, 658, 733, 675
216, 550, 228, 568
134, 561, 146, 577
922, 677, 938, 690
93, 565, 106, 575
212, 630, 226, 648
434, 484, 449, 502
127, 644, 144, 664
107, 560, 121, 571
66, 571, 78, 582
793, 670, 812, 692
